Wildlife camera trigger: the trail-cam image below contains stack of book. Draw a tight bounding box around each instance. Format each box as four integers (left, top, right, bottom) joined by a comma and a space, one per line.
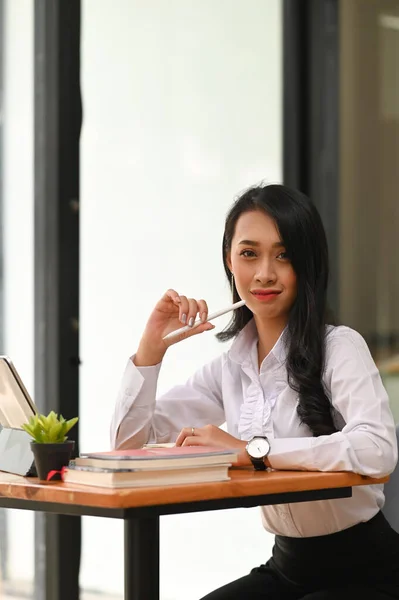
63, 445, 239, 488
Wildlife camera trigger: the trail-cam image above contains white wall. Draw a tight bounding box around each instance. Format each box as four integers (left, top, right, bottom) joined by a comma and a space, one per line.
80, 1, 282, 598
2, 0, 35, 586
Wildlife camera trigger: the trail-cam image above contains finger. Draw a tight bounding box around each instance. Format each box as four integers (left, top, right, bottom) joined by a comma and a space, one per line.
178, 295, 189, 325
164, 289, 181, 304
162, 289, 183, 316
175, 426, 202, 446
181, 435, 207, 447
197, 299, 209, 323
175, 427, 190, 447
186, 298, 200, 328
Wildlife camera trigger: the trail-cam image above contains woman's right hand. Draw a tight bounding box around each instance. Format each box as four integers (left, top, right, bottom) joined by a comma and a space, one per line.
134, 289, 215, 366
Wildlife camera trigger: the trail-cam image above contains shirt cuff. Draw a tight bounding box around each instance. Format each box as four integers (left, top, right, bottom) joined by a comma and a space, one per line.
268, 437, 315, 471
119, 356, 162, 407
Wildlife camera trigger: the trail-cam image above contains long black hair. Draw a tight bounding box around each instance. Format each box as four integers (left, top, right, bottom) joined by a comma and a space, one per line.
217, 184, 337, 437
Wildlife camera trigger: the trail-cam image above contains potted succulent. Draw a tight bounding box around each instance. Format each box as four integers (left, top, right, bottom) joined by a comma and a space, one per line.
22, 411, 78, 481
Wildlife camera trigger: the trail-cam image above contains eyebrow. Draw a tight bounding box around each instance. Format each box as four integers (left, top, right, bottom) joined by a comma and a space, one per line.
238, 239, 285, 248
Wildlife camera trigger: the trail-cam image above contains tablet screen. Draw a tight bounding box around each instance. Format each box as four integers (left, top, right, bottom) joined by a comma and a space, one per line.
0, 357, 37, 429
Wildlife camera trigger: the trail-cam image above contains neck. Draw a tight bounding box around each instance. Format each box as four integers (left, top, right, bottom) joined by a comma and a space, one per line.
254, 315, 288, 366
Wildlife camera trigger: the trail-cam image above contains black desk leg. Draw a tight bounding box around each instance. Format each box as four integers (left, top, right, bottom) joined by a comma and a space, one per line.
124, 516, 160, 600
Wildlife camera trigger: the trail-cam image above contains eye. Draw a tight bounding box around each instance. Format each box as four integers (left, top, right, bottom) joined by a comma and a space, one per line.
240, 249, 256, 258
277, 251, 289, 260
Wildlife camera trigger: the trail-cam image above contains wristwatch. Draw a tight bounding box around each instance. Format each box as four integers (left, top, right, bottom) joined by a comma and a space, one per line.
246, 436, 271, 471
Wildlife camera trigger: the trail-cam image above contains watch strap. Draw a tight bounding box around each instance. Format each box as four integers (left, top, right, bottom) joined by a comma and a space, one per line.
249, 456, 267, 471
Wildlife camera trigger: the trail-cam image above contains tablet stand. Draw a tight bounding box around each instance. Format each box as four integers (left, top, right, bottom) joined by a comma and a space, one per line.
0, 427, 37, 476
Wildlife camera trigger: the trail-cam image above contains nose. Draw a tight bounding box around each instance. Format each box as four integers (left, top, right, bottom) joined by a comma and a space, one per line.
255, 257, 277, 284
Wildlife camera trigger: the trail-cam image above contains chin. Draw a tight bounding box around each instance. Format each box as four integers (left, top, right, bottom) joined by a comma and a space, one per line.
252, 304, 287, 320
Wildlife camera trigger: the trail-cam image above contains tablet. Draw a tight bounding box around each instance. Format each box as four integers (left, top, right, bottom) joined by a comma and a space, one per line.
0, 356, 37, 429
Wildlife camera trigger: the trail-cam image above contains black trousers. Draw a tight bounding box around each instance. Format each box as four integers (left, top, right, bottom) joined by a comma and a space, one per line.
201, 512, 399, 599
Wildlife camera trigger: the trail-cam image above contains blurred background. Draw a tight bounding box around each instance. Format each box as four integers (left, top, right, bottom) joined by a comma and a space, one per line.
0, 0, 397, 599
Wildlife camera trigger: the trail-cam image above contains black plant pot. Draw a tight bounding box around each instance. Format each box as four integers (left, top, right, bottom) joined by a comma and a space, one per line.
31, 440, 75, 481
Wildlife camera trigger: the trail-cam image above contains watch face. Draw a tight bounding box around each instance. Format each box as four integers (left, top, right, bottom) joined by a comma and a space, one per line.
248, 437, 270, 459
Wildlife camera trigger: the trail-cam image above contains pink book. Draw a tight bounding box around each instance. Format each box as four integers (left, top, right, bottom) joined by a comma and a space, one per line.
75, 446, 239, 471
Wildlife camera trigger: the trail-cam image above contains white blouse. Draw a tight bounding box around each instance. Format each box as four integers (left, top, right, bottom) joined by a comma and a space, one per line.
110, 321, 398, 537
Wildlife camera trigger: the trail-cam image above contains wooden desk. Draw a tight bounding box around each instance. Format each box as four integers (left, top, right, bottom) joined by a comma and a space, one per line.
0, 469, 388, 600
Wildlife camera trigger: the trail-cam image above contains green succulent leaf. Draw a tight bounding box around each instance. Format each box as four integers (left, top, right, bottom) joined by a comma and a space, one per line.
65, 417, 79, 433
21, 411, 78, 443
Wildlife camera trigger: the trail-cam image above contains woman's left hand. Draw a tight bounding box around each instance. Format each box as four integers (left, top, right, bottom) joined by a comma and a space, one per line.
175, 424, 251, 467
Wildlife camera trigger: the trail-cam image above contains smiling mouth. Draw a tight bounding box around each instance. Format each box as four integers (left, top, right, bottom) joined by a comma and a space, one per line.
250, 290, 282, 302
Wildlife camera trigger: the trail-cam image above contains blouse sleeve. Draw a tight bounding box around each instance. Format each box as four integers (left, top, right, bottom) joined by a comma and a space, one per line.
110, 354, 226, 449
267, 328, 398, 477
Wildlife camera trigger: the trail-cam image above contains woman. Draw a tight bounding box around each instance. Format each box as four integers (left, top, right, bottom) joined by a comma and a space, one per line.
111, 184, 399, 599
